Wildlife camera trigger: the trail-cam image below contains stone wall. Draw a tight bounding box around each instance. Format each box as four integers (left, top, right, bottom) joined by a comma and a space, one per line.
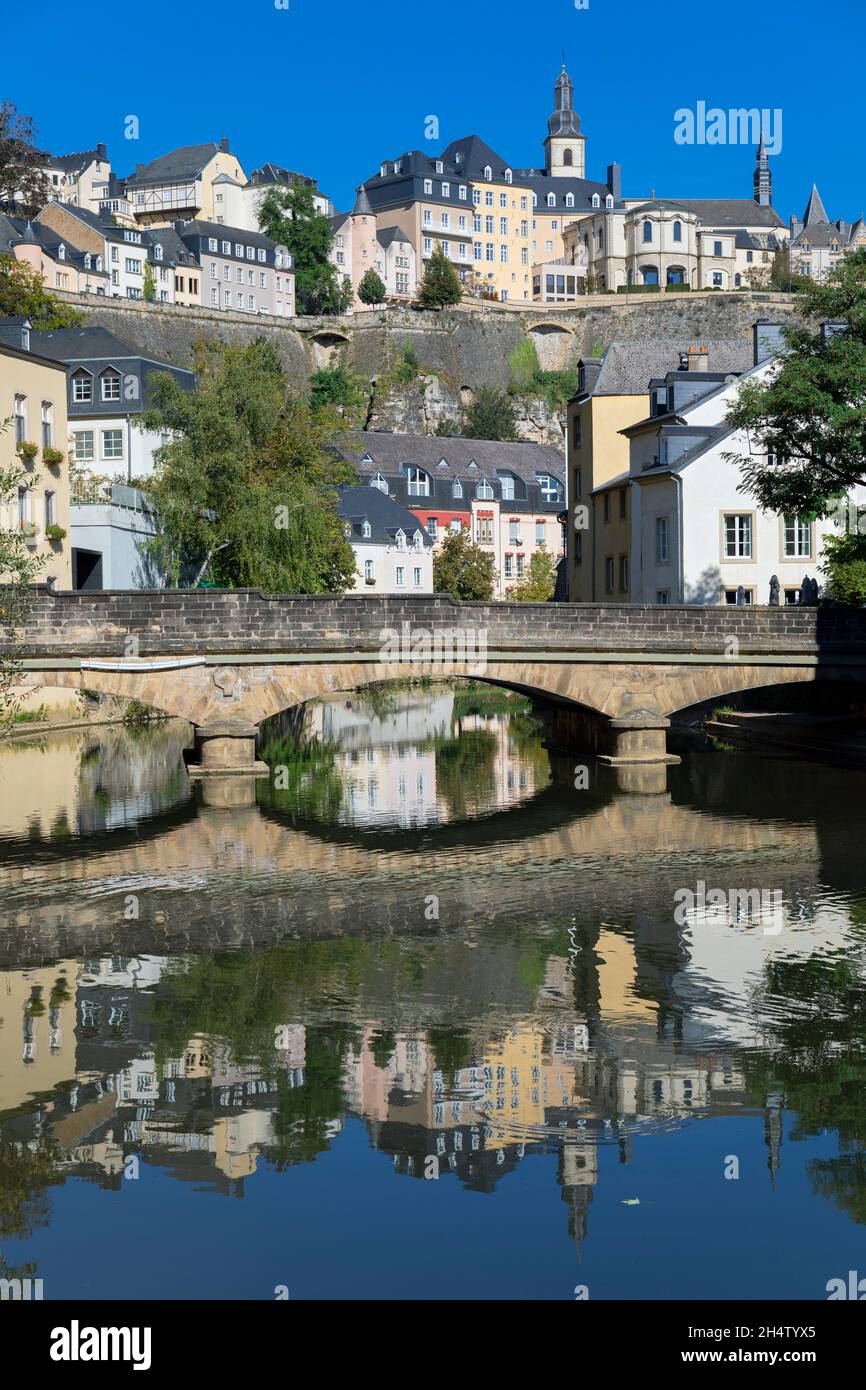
10, 587, 866, 658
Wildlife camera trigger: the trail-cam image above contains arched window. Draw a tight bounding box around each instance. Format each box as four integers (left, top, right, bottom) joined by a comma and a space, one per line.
504, 168, 512, 184
565, 193, 574, 208
547, 193, 555, 207
362, 520, 371, 538
483, 165, 492, 180
563, 149, 573, 167
673, 220, 682, 243
643, 220, 653, 243
536, 474, 563, 503
605, 194, 614, 209
735, 273, 742, 287
154, 243, 163, 260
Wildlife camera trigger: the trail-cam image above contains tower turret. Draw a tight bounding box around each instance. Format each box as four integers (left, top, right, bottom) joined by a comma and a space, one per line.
544, 64, 586, 179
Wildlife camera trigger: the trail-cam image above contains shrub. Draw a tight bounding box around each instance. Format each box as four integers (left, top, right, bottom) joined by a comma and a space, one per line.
45, 523, 66, 542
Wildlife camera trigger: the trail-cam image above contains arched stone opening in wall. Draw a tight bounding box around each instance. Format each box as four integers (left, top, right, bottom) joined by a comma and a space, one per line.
641, 266, 659, 286
308, 330, 351, 369
666, 266, 687, 286
526, 322, 574, 371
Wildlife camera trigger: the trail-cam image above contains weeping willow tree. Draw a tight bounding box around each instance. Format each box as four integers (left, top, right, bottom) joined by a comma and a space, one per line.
138, 338, 357, 591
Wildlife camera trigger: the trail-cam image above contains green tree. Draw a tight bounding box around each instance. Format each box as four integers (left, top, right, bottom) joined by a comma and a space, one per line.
418, 241, 463, 309
726, 249, 866, 516
257, 183, 345, 315
433, 526, 497, 600
138, 338, 357, 592
510, 549, 557, 601
0, 434, 44, 725
0, 102, 50, 215
308, 364, 367, 414
0, 255, 82, 328
462, 386, 519, 442
821, 529, 866, 605
357, 267, 386, 305
142, 261, 156, 303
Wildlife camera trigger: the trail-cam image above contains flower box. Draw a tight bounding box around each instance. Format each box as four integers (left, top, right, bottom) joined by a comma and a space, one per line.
42, 447, 65, 466
19, 521, 38, 543
16, 441, 39, 461
45, 524, 67, 543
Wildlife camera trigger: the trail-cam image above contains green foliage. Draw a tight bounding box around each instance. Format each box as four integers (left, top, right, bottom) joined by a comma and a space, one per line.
357, 267, 386, 305
726, 249, 866, 515
142, 261, 156, 303
138, 337, 357, 592
509, 548, 557, 601
432, 525, 497, 600
393, 337, 419, 382
308, 364, 367, 414
418, 242, 463, 309
0, 434, 44, 726
122, 698, 156, 726
462, 386, 519, 442
508, 338, 541, 392
770, 245, 812, 294
256, 183, 345, 315
0, 254, 83, 328
821, 528, 866, 605
0, 101, 50, 215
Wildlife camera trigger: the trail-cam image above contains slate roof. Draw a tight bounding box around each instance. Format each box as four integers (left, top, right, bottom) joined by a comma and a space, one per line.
801, 184, 829, 226
337, 486, 432, 546
27, 326, 195, 415
0, 214, 108, 278
671, 198, 785, 229
49, 148, 105, 174
377, 225, 412, 249
29, 326, 156, 360
584, 338, 754, 397
124, 143, 221, 187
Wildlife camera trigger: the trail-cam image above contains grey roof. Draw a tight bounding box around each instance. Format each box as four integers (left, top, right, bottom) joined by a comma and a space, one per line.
352, 186, 373, 215
124, 143, 221, 187
29, 326, 155, 360
174, 218, 279, 251
733, 229, 780, 251
672, 198, 785, 229
587, 338, 755, 396
27, 326, 195, 415
337, 486, 432, 546
377, 225, 412, 250
0, 214, 108, 277
49, 148, 105, 175
801, 184, 829, 227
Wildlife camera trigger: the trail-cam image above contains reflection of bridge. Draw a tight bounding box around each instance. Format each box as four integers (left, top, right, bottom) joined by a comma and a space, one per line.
11, 590, 866, 770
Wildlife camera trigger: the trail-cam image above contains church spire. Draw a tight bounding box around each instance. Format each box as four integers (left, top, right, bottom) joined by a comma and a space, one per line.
544, 61, 586, 178
548, 63, 581, 138
753, 134, 772, 207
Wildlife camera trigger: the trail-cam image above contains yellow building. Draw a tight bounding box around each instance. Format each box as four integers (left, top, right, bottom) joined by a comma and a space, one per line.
123, 140, 247, 228
0, 332, 72, 589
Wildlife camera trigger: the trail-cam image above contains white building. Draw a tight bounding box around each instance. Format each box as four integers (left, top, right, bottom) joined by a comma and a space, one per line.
338, 485, 433, 594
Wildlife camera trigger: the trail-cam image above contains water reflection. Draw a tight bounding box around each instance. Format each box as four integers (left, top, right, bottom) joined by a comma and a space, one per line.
1, 686, 866, 1298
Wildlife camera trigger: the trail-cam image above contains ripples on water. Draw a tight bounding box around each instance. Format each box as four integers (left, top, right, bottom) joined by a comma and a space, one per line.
1, 684, 865, 1300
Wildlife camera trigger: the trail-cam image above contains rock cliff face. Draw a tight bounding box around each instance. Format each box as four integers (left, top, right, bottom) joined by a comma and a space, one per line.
56, 291, 804, 448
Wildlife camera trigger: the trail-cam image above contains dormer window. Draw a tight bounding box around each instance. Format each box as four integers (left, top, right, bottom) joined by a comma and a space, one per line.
467, 459, 478, 470
370, 472, 388, 492
483, 165, 492, 180
605, 194, 614, 209
565, 193, 574, 208
452, 479, 463, 497
546, 193, 555, 207
497, 471, 516, 500
404, 464, 430, 496
380, 164, 387, 178
412, 531, 423, 551
536, 473, 563, 503
476, 478, 493, 499
441, 181, 450, 198
532, 193, 538, 208
505, 168, 512, 184
362, 520, 371, 538
395, 529, 407, 551
84, 253, 91, 268
591, 193, 600, 209
423, 178, 433, 195
101, 370, 121, 401
153, 243, 163, 260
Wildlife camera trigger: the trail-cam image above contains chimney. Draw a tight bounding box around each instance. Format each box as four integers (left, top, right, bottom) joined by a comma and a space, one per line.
219, 136, 230, 153
606, 162, 622, 202
174, 219, 186, 235
96, 142, 107, 161
753, 319, 786, 366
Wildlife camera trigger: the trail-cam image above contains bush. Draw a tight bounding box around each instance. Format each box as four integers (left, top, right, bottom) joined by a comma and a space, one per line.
45, 524, 66, 542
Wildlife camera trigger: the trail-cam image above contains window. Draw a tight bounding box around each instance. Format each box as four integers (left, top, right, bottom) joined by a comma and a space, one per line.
619, 488, 627, 520
452, 479, 462, 498
725, 588, 754, 605
673, 220, 682, 242
714, 240, 723, 257
504, 554, 513, 578
101, 372, 121, 401
536, 474, 562, 503
405, 466, 430, 497
396, 566, 405, 586
783, 515, 811, 558
643, 220, 653, 243
535, 521, 544, 544
422, 178, 432, 195
370, 472, 388, 493
441, 182, 450, 198
45, 490, 55, 526
656, 590, 670, 605
364, 559, 374, 582
41, 401, 52, 449
210, 287, 218, 304
605, 557, 615, 593
224, 289, 231, 305
450, 518, 461, 532
102, 429, 123, 460
223, 265, 230, 280
476, 479, 493, 499
222, 240, 231, 255
395, 531, 406, 551
603, 492, 612, 523
208, 238, 218, 252
724, 513, 753, 558
361, 520, 371, 538
426, 517, 437, 539
413, 567, 422, 587
516, 554, 524, 578
619, 555, 629, 593
124, 258, 142, 274
656, 516, 669, 563
73, 430, 94, 461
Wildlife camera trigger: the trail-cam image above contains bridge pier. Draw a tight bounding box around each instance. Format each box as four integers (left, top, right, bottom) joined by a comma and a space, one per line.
545, 706, 680, 767
185, 719, 269, 781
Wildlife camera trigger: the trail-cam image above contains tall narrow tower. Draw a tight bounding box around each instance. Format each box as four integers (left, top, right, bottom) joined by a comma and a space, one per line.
544, 64, 586, 179
753, 133, 772, 207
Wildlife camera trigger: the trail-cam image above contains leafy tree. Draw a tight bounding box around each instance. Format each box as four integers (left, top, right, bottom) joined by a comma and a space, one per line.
510, 549, 557, 601
308, 364, 367, 414
433, 525, 496, 600
821, 529, 866, 605
0, 102, 50, 215
0, 435, 44, 725
257, 183, 346, 315
357, 267, 386, 305
0, 255, 82, 328
418, 241, 463, 309
142, 261, 156, 303
769, 244, 812, 294
138, 337, 357, 591
462, 386, 519, 442
726, 249, 866, 517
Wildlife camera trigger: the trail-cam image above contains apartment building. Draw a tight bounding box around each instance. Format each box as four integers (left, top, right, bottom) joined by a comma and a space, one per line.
209, 162, 331, 232
43, 144, 112, 213
0, 214, 109, 295
336, 432, 565, 598
329, 189, 417, 306
121, 139, 247, 227
174, 219, 294, 316
338, 485, 434, 594
788, 185, 866, 283
36, 202, 200, 303
0, 324, 72, 588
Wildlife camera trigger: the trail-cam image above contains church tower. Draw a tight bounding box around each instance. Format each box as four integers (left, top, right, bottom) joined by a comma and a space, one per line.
544, 64, 586, 179
753, 133, 772, 207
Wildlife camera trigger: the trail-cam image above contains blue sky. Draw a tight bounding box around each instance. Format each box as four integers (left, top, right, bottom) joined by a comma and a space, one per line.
8, 0, 865, 222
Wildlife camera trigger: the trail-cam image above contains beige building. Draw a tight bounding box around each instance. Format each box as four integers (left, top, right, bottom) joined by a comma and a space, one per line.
122, 139, 247, 227
0, 333, 72, 589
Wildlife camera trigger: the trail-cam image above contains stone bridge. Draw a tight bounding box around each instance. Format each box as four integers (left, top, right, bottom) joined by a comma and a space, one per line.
8, 589, 866, 772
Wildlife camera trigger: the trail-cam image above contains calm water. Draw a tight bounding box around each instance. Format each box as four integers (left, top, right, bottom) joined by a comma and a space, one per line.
1, 686, 865, 1301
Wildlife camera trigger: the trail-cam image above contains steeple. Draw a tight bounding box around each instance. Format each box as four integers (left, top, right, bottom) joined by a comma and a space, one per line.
544, 62, 586, 179
352, 185, 373, 216
802, 184, 829, 227
753, 134, 772, 207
